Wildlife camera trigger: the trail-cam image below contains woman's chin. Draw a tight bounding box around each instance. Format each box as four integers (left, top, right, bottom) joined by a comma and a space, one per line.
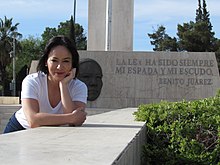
54, 75, 65, 81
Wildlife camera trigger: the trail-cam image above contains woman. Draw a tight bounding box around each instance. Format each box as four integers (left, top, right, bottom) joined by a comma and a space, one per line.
3, 35, 88, 133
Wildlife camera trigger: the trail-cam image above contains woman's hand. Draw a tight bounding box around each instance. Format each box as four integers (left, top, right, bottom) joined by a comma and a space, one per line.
59, 68, 85, 114
60, 68, 76, 85
69, 107, 87, 126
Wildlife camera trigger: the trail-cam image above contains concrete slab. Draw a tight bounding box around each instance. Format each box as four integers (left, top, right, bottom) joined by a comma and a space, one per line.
0, 108, 145, 165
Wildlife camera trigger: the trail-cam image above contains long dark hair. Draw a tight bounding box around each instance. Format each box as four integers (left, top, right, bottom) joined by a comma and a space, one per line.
37, 35, 79, 77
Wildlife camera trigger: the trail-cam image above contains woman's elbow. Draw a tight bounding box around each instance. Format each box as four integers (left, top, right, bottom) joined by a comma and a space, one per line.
29, 122, 40, 128
27, 118, 40, 128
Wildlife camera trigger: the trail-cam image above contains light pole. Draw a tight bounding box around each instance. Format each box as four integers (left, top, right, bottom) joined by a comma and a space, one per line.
11, 34, 16, 96
73, 0, 76, 23
70, 0, 77, 47
105, 0, 112, 51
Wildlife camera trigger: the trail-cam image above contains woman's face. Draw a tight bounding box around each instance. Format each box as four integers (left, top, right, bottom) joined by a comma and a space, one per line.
46, 45, 72, 82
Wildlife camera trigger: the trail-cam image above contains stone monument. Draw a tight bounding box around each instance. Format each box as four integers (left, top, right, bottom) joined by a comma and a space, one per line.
78, 51, 220, 109
87, 0, 134, 51
29, 51, 220, 109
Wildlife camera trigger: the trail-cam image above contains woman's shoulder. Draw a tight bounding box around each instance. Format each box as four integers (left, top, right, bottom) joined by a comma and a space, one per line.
24, 72, 46, 82
70, 78, 87, 88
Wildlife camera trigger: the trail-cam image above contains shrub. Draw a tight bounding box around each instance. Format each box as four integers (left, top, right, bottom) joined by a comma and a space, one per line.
134, 95, 220, 165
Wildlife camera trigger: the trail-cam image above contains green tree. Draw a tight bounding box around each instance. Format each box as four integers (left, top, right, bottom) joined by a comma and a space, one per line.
41, 18, 87, 50
69, 15, 76, 48
0, 16, 22, 95
5, 36, 43, 96
148, 0, 219, 53
195, 0, 202, 22
7, 36, 43, 77
18, 36, 42, 63
148, 25, 178, 51
7, 36, 43, 94
177, 0, 218, 52
41, 27, 57, 48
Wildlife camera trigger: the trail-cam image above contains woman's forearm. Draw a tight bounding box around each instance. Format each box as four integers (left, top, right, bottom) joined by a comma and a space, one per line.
59, 82, 75, 113
28, 113, 73, 128
28, 109, 87, 128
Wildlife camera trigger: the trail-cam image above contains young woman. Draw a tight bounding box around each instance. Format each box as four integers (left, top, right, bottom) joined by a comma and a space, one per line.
3, 35, 88, 133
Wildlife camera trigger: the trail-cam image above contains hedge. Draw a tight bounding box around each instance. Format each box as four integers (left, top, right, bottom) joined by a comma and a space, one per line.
134, 93, 220, 165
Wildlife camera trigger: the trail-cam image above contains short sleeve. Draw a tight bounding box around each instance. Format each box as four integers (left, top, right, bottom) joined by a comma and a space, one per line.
70, 79, 88, 104
21, 74, 39, 100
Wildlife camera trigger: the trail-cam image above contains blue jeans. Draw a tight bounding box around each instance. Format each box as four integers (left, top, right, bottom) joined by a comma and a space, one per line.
3, 113, 25, 134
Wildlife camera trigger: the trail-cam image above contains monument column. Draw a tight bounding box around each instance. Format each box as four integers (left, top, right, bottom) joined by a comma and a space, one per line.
87, 0, 134, 51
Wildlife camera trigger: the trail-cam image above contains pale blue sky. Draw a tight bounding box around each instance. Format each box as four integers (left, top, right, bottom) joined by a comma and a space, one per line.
1, 0, 220, 51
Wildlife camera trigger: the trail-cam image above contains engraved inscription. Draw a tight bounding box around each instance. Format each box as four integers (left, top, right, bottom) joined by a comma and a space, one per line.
115, 58, 215, 86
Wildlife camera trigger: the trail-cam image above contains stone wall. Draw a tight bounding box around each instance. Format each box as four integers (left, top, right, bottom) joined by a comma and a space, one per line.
29, 51, 220, 109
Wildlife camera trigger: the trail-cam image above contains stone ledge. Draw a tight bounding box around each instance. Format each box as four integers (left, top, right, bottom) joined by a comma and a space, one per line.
0, 106, 116, 133
0, 108, 145, 165
0, 97, 20, 104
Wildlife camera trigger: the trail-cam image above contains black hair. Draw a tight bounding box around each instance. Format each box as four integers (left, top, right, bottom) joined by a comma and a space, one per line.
37, 35, 79, 77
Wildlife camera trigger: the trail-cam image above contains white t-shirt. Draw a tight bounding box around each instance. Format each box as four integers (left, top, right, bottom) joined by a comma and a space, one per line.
16, 72, 88, 128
